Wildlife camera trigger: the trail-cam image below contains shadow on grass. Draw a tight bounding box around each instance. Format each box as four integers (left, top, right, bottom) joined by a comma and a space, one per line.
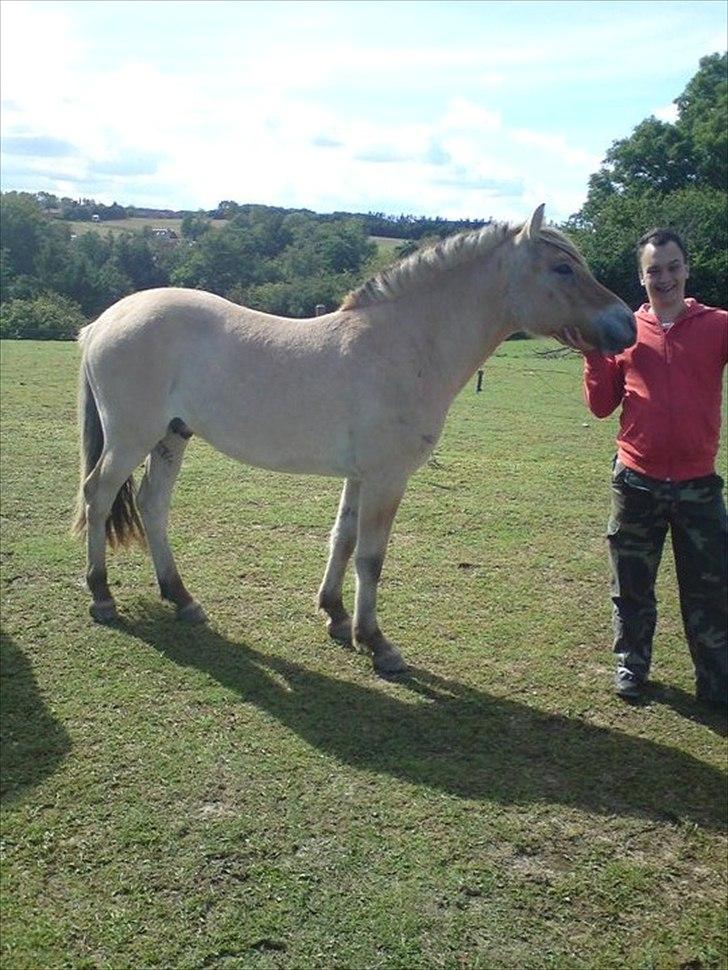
1, 630, 72, 805
646, 681, 727, 737
123, 608, 726, 831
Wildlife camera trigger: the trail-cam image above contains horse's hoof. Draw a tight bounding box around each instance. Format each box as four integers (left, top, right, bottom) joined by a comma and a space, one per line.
89, 599, 118, 624
327, 617, 353, 647
373, 647, 408, 677
177, 601, 208, 624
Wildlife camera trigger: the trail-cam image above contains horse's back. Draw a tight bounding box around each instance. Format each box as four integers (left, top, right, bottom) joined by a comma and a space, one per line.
83, 287, 286, 346
81, 286, 334, 385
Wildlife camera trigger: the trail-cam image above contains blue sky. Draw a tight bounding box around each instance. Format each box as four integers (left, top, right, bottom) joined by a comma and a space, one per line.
1, 0, 725, 222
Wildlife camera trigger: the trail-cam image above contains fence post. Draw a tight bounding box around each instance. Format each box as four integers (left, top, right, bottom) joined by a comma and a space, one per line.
476, 369, 484, 392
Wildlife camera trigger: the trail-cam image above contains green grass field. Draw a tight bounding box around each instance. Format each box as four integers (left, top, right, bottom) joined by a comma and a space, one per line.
64, 217, 195, 237
368, 236, 407, 251
1, 338, 726, 969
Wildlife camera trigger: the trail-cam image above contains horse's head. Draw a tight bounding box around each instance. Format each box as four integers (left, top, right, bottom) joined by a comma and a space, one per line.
511, 205, 636, 355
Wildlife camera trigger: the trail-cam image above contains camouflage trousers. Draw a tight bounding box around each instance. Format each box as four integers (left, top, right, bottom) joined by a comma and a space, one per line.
607, 463, 727, 705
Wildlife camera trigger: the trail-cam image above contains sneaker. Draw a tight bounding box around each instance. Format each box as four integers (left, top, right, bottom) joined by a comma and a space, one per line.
615, 669, 644, 699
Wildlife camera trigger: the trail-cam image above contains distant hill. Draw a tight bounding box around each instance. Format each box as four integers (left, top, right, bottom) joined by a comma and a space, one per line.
35, 193, 490, 241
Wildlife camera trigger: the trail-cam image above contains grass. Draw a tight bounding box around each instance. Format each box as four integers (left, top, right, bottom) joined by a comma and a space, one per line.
63, 217, 197, 236
1, 337, 726, 970
369, 236, 406, 251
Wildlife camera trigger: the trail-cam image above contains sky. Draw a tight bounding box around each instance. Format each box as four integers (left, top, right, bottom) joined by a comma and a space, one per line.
1, 0, 726, 223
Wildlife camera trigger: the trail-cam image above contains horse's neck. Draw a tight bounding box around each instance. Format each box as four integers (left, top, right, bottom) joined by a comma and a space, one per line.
393, 256, 514, 401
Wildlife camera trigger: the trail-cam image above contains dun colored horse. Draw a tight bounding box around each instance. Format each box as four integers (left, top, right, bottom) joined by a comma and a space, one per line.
74, 205, 635, 673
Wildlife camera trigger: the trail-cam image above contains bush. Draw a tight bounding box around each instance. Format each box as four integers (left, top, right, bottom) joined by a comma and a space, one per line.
238, 274, 356, 317
0, 293, 87, 340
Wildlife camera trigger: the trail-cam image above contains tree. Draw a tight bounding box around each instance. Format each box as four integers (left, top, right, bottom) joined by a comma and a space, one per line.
170, 225, 263, 294
180, 212, 212, 241
579, 53, 726, 209
35, 192, 59, 211
113, 232, 167, 290
567, 53, 727, 308
212, 200, 241, 219
674, 52, 728, 189
604, 117, 693, 194
569, 187, 726, 308
0, 192, 47, 277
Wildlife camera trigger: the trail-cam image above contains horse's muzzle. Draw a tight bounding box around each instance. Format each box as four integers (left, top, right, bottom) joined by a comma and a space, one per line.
596, 305, 637, 355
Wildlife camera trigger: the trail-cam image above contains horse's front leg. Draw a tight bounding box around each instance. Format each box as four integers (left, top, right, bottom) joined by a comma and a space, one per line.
318, 479, 360, 645
137, 429, 206, 623
353, 476, 408, 675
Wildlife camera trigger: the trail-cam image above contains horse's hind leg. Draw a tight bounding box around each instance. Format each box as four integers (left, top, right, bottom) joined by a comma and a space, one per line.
85, 464, 117, 623
353, 475, 408, 675
137, 427, 206, 623
84, 445, 148, 622
318, 479, 360, 645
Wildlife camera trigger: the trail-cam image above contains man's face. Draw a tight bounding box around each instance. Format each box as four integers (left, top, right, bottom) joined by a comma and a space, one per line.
638, 241, 689, 313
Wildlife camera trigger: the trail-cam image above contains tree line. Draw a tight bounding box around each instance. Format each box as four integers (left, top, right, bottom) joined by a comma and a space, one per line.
1, 52, 724, 339
0, 203, 375, 337
0, 194, 493, 338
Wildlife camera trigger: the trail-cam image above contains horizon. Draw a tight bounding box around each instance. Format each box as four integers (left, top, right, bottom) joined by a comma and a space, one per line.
19, 194, 502, 224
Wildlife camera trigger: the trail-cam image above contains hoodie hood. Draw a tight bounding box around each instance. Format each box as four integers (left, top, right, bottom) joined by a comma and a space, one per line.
636, 297, 713, 327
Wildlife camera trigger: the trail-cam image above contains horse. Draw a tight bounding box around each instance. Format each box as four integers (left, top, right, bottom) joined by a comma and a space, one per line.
73, 204, 635, 675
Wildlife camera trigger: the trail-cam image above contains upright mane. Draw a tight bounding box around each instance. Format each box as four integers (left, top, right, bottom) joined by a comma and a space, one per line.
341, 222, 511, 310
341, 220, 585, 311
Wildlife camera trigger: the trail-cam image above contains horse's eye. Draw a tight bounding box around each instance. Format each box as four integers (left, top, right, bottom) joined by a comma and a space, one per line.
552, 263, 574, 276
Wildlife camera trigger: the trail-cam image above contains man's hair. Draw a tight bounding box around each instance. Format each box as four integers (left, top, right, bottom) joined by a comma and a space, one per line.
636, 227, 689, 265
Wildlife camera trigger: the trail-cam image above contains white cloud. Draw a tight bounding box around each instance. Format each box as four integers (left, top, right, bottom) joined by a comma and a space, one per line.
0, 69, 600, 220
510, 129, 601, 168
653, 103, 679, 123
442, 99, 503, 134
0, 2, 83, 105
1, 0, 723, 222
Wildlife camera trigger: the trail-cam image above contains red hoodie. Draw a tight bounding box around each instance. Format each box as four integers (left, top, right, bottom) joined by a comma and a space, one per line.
583, 298, 728, 481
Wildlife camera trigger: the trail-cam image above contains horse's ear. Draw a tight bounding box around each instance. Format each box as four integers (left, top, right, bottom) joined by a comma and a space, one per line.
519, 203, 546, 241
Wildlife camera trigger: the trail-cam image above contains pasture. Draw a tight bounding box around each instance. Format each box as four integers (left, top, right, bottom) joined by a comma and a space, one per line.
1, 338, 726, 969
368, 236, 407, 251
63, 217, 195, 237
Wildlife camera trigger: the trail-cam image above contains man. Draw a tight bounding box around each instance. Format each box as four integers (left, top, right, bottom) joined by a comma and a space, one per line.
563, 228, 727, 706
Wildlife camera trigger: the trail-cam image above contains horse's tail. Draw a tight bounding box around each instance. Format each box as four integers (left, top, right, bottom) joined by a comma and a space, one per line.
72, 360, 146, 549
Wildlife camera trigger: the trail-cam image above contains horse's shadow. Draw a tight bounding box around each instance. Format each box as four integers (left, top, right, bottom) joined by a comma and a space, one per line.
123, 607, 726, 831
1, 630, 72, 805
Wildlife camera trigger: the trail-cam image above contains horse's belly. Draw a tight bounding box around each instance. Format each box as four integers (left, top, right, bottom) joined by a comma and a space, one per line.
193, 421, 356, 478
174, 362, 438, 480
